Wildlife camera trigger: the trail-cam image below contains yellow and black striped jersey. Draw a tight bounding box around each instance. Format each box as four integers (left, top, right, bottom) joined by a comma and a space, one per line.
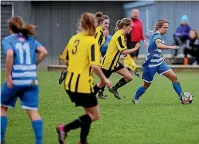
101, 30, 127, 70
60, 32, 100, 93
94, 26, 105, 48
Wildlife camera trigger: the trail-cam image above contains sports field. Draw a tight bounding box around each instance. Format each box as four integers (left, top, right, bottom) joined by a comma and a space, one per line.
1, 71, 199, 144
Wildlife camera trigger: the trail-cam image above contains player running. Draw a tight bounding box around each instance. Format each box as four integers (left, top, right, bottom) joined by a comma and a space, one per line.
94, 11, 110, 99
56, 12, 111, 144
132, 19, 191, 104
1, 16, 48, 144
93, 18, 140, 99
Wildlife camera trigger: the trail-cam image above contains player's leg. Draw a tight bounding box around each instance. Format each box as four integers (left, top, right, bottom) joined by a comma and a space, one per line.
57, 92, 98, 144
162, 70, 183, 101
109, 63, 132, 99
79, 105, 100, 144
21, 85, 43, 144
1, 83, 18, 143
93, 68, 112, 96
132, 66, 156, 104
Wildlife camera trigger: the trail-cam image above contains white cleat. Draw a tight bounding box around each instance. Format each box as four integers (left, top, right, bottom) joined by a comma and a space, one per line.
132, 98, 140, 104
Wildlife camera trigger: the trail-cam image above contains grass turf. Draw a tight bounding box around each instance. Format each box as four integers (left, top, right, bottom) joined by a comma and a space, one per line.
1, 71, 199, 144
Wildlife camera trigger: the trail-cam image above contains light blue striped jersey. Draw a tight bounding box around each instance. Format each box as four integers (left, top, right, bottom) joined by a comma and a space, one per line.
2, 34, 42, 86
143, 32, 166, 67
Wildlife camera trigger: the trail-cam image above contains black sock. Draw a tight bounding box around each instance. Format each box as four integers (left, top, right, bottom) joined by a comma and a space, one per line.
80, 123, 91, 143
100, 86, 105, 92
114, 78, 129, 90
64, 114, 92, 133
93, 84, 101, 95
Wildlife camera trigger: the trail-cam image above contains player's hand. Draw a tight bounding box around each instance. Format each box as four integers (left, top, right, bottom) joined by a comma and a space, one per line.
104, 78, 112, 88
6, 75, 13, 88
171, 46, 179, 49
135, 42, 141, 50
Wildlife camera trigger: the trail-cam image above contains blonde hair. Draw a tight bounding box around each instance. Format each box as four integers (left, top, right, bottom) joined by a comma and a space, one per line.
190, 29, 199, 39
154, 19, 169, 32
115, 18, 132, 31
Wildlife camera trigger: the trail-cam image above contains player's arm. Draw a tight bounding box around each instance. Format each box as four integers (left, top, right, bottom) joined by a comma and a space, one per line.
155, 38, 178, 49
2, 39, 14, 88
122, 42, 140, 55
89, 42, 111, 87
35, 40, 48, 65
115, 35, 140, 54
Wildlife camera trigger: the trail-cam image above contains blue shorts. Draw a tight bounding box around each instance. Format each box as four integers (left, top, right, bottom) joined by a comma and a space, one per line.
1, 83, 39, 110
142, 61, 171, 83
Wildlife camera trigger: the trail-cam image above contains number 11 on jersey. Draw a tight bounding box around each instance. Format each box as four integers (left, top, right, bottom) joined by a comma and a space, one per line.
16, 43, 31, 65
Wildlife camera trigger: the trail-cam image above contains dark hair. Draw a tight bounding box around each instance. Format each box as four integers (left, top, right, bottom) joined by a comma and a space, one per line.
95, 11, 110, 26
154, 19, 169, 32
115, 18, 132, 31
8, 16, 36, 38
81, 12, 96, 36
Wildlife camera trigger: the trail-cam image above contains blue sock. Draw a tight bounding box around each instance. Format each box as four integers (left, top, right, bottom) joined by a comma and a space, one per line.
134, 86, 146, 100
173, 82, 183, 100
32, 120, 43, 144
1, 116, 8, 143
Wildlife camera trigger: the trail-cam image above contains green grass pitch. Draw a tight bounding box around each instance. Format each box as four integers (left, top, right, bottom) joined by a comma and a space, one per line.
1, 71, 199, 144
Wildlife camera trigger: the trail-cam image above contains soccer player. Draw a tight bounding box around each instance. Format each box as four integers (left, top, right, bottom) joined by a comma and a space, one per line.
1, 16, 48, 144
93, 18, 140, 99
56, 12, 111, 144
95, 11, 110, 48
132, 19, 189, 104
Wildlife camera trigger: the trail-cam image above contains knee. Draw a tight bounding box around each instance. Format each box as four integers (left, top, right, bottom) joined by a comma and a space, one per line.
1, 106, 8, 116
27, 110, 41, 121
171, 75, 178, 83
126, 74, 133, 82
143, 82, 151, 89
88, 112, 100, 122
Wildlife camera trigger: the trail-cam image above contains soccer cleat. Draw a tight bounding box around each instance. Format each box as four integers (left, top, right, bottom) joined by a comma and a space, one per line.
56, 125, 67, 144
98, 90, 107, 99
109, 87, 121, 99
59, 70, 67, 85
132, 98, 140, 104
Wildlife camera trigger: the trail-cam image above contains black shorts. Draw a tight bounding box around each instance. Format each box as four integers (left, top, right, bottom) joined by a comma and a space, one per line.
127, 41, 140, 57
66, 90, 98, 108
101, 62, 125, 78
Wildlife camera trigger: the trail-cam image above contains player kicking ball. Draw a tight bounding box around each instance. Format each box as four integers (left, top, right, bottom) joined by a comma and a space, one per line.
132, 19, 193, 104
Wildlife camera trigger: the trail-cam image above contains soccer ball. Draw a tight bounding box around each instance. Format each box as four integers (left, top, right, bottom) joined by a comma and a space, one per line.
181, 92, 193, 104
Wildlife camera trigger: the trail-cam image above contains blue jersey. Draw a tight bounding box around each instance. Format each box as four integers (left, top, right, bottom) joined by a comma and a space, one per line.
2, 34, 42, 86
101, 34, 112, 54
143, 32, 166, 67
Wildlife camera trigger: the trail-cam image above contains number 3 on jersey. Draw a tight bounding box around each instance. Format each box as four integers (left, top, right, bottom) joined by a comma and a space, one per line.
72, 40, 80, 54
16, 43, 31, 64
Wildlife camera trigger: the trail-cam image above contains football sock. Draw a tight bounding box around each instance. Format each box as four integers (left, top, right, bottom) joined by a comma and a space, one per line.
64, 114, 92, 133
114, 78, 130, 90
100, 86, 105, 92
80, 120, 91, 143
32, 120, 43, 144
172, 82, 183, 100
1, 116, 8, 143
134, 86, 146, 99
93, 84, 101, 95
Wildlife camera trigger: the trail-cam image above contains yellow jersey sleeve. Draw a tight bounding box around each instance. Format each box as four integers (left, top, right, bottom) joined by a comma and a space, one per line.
59, 44, 69, 61
89, 40, 100, 65
115, 35, 127, 51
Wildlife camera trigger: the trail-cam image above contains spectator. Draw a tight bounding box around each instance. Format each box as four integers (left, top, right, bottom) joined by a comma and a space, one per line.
127, 9, 146, 58
173, 15, 191, 56
101, 29, 112, 57
184, 29, 199, 65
